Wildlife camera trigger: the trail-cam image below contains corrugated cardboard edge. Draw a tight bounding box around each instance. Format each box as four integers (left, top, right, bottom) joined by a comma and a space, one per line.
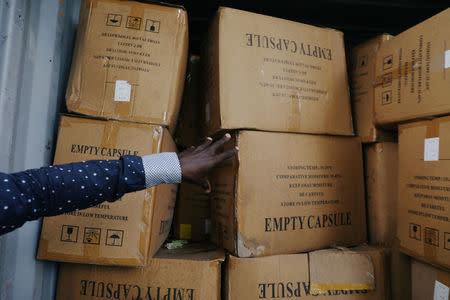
309, 248, 375, 295
166, 7, 189, 133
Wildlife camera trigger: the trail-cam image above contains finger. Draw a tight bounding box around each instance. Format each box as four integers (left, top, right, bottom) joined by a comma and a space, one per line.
200, 178, 211, 194
178, 146, 195, 158
214, 147, 238, 164
194, 137, 213, 152
209, 133, 232, 153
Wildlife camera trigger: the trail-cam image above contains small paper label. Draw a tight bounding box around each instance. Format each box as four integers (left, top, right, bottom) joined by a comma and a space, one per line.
114, 80, 131, 102
424, 137, 439, 161
445, 50, 450, 69
434, 281, 449, 300
205, 219, 211, 234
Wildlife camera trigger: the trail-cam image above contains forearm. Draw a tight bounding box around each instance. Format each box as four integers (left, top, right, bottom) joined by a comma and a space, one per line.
0, 153, 181, 235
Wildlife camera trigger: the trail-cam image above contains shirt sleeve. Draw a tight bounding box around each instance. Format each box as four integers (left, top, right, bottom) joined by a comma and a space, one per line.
0, 153, 182, 236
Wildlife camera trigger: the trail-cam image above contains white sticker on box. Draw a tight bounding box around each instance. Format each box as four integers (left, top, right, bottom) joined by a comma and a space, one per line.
424, 137, 440, 161
445, 50, 450, 69
434, 281, 449, 300
114, 80, 131, 102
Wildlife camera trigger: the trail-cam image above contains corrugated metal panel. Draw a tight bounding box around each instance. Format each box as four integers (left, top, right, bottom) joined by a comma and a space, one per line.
0, 0, 81, 299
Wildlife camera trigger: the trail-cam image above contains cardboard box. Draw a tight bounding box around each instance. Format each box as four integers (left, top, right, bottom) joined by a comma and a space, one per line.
174, 55, 202, 148
398, 116, 450, 269
37, 115, 178, 266
225, 246, 388, 300
350, 35, 395, 143
66, 0, 188, 131
374, 8, 450, 125
364, 142, 411, 300
364, 142, 398, 245
211, 130, 366, 257
411, 259, 450, 300
56, 243, 224, 300
202, 7, 353, 136
173, 182, 210, 241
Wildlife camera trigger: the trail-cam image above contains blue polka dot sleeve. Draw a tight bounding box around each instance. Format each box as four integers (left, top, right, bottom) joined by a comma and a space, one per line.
0, 155, 147, 235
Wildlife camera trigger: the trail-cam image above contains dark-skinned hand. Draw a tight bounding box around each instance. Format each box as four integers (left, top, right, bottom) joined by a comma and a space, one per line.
178, 133, 238, 193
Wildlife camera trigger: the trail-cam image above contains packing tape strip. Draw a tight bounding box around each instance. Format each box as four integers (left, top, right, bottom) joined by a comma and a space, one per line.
426, 119, 440, 139
310, 283, 375, 295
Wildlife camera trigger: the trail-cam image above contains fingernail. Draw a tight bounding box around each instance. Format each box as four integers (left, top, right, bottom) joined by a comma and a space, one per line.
225, 133, 231, 138
206, 137, 212, 141
235, 146, 239, 151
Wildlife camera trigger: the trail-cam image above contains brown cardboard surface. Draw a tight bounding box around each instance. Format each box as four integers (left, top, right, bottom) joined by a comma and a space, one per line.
211, 130, 366, 257
374, 8, 450, 125
350, 34, 395, 143
66, 0, 188, 131
174, 55, 202, 148
364, 142, 398, 245
364, 142, 411, 300
225, 246, 387, 300
37, 115, 178, 267
398, 116, 450, 269
56, 243, 224, 300
390, 240, 412, 300
411, 259, 450, 300
173, 182, 210, 241
202, 7, 353, 136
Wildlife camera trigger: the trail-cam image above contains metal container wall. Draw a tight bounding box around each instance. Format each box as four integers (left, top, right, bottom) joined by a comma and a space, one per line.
0, 0, 82, 299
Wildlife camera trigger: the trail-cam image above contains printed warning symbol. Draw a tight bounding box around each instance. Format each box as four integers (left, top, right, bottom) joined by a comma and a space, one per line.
126, 16, 142, 30
382, 72, 392, 88
145, 19, 160, 33
358, 55, 368, 69
424, 227, 439, 247
106, 14, 122, 27
83, 227, 101, 245
383, 55, 393, 70
106, 229, 124, 247
60, 225, 79, 243
381, 90, 392, 105
409, 223, 421, 241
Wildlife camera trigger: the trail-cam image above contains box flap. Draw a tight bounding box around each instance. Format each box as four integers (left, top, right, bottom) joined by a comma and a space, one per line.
309, 248, 375, 295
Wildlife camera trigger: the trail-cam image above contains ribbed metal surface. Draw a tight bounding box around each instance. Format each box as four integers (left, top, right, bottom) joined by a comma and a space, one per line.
0, 0, 81, 299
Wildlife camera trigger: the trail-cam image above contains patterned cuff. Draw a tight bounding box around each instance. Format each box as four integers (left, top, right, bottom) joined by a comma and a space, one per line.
141, 152, 182, 188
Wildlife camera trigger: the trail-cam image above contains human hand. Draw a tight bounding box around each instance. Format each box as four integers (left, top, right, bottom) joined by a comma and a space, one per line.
178, 134, 238, 193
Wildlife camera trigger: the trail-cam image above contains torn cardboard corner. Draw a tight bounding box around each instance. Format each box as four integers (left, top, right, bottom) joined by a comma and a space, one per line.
225, 246, 387, 300
66, 0, 188, 131
202, 6, 353, 136
309, 248, 375, 295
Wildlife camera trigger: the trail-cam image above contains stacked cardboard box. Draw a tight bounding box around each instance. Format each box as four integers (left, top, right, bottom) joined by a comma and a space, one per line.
364, 143, 411, 300
203, 7, 366, 258
225, 246, 388, 299
411, 259, 450, 300
38, 0, 189, 266
56, 243, 224, 300
199, 6, 379, 298
351, 7, 450, 299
